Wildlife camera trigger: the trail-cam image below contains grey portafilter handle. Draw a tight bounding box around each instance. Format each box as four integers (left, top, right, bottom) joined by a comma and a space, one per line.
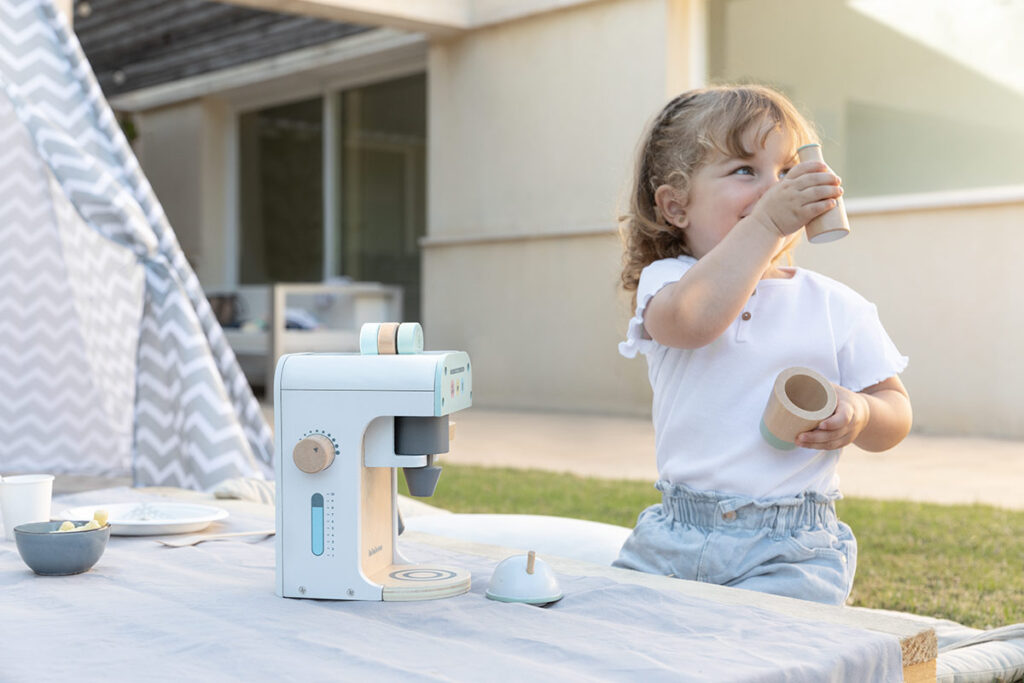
395, 415, 449, 497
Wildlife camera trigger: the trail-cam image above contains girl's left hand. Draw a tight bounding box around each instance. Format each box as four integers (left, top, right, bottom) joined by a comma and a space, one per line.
795, 385, 870, 450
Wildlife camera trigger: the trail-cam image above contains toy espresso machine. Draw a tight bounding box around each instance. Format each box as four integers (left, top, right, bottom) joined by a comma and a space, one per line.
274, 322, 472, 601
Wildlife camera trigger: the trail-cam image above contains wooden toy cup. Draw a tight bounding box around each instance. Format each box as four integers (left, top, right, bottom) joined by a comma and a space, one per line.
760, 367, 837, 450
797, 143, 849, 244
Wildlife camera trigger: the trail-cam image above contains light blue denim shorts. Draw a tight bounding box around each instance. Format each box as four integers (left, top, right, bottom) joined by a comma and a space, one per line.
613, 480, 856, 605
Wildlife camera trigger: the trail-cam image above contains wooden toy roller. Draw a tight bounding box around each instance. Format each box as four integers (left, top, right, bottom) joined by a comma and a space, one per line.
797, 143, 850, 244
760, 367, 837, 450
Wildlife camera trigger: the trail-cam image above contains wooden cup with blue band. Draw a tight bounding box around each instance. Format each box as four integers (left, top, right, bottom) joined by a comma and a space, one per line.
760, 367, 838, 450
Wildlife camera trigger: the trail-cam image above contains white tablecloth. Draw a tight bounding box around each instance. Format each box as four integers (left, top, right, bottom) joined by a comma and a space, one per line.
0, 488, 904, 682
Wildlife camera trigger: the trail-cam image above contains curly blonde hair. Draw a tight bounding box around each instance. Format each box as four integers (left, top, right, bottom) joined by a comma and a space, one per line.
619, 85, 818, 304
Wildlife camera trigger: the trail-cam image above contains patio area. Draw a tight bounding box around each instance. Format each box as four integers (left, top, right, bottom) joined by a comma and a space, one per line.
51, 405, 1024, 511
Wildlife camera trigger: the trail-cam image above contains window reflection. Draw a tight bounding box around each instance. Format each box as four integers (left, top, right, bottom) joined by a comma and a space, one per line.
239, 97, 324, 284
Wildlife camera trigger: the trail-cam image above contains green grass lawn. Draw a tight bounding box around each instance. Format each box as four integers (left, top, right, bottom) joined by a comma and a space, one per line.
404, 464, 1024, 630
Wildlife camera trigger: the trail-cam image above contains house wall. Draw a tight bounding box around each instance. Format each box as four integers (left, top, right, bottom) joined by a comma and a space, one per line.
797, 195, 1024, 438
708, 0, 1024, 198
135, 99, 232, 289
135, 103, 203, 269
423, 0, 1024, 438
423, 0, 685, 414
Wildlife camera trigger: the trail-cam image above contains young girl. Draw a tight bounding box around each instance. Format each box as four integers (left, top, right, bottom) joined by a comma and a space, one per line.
615, 85, 912, 605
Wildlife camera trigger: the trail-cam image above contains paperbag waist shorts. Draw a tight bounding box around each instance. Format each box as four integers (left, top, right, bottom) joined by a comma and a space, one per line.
612, 480, 856, 605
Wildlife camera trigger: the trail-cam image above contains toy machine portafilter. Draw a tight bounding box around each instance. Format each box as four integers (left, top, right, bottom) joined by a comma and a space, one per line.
394, 414, 448, 497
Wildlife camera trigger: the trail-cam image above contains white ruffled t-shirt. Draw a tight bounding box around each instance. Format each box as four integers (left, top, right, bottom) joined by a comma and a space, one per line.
620, 255, 908, 499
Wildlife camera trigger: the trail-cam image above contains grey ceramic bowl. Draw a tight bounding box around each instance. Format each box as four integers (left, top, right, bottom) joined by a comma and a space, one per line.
14, 521, 111, 576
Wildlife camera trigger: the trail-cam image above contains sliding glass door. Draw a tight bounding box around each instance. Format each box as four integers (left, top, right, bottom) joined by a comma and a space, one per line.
338, 74, 426, 321
237, 73, 426, 321
238, 97, 324, 283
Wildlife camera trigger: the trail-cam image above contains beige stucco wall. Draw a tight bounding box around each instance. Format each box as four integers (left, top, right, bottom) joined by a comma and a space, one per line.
135, 99, 231, 289
424, 234, 649, 414
135, 103, 202, 267
424, 0, 684, 414
796, 198, 1024, 438
424, 0, 1024, 437
427, 0, 686, 237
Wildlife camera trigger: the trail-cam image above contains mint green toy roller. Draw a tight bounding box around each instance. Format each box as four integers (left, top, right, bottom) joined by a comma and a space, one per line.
396, 322, 423, 354
359, 322, 382, 354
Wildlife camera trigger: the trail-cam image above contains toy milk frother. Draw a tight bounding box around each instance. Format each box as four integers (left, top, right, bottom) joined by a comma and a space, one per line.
274, 322, 472, 601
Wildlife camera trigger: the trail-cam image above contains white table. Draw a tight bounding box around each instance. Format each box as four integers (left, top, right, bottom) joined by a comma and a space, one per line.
0, 487, 935, 682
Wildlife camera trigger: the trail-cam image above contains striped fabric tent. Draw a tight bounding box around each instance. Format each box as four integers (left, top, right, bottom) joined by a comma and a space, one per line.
0, 0, 273, 489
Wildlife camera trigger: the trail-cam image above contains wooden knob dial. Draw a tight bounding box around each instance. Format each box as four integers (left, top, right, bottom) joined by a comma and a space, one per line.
292, 435, 336, 473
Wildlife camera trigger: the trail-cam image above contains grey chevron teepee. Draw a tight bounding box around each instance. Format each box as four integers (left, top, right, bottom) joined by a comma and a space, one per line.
0, 0, 273, 489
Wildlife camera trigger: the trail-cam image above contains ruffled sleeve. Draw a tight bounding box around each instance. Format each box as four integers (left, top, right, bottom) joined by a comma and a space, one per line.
619, 256, 695, 358
837, 304, 909, 391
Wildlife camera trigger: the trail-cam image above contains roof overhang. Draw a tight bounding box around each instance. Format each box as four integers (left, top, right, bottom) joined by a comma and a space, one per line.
109, 28, 425, 111
217, 0, 602, 37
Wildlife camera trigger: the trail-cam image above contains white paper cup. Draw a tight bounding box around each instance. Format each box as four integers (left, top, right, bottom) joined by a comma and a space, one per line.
0, 474, 55, 540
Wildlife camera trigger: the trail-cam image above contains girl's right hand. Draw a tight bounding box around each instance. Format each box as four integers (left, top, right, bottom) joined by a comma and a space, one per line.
748, 161, 843, 238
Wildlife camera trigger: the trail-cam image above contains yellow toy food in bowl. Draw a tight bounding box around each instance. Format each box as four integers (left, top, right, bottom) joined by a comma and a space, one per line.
54, 511, 107, 533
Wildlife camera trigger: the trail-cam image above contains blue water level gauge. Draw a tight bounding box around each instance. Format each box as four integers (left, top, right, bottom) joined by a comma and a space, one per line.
311, 493, 324, 556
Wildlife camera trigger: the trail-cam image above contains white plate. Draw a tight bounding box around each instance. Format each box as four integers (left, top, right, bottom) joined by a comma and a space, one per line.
61, 503, 230, 536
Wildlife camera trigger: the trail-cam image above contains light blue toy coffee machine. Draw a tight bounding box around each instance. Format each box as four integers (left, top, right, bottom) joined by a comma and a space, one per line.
274, 322, 472, 601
